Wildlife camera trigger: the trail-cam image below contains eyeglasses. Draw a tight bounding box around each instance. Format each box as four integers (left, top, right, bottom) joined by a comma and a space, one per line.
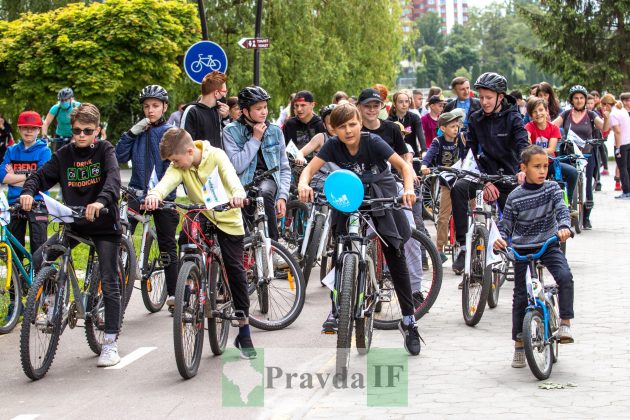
72, 127, 96, 135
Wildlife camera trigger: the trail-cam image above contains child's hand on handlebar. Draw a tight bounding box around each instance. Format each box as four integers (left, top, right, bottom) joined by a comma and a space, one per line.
493, 237, 508, 250
19, 195, 34, 211
557, 228, 571, 242
298, 183, 313, 203
85, 202, 104, 222
483, 182, 500, 202
402, 189, 416, 208
144, 194, 162, 211
230, 191, 246, 208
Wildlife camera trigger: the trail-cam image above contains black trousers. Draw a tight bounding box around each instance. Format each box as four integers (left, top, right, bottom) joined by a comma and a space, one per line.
8, 206, 48, 260
34, 233, 122, 335
512, 244, 574, 341
451, 179, 516, 244
616, 144, 630, 194
128, 201, 180, 296
583, 153, 596, 222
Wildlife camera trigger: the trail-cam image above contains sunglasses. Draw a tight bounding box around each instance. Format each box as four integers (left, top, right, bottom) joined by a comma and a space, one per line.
72, 127, 96, 135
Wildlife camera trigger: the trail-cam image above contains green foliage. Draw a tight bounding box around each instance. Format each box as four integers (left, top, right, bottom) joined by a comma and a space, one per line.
518, 0, 630, 93
0, 0, 200, 138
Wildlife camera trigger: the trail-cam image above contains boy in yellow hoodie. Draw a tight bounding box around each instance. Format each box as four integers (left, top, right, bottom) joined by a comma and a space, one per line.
144, 127, 256, 359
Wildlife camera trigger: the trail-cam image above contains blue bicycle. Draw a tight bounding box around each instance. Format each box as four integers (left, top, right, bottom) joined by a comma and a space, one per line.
0, 203, 42, 334
500, 235, 571, 380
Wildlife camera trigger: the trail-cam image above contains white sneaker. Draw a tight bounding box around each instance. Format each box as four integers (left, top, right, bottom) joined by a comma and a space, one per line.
273, 254, 289, 269
166, 295, 176, 307
97, 338, 121, 367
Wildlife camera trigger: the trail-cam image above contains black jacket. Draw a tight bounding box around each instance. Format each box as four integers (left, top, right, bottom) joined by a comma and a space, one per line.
180, 102, 223, 149
467, 95, 530, 175
443, 97, 481, 128
23, 141, 121, 236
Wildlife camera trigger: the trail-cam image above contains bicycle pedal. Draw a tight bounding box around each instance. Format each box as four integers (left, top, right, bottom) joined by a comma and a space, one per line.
321, 329, 337, 335
159, 252, 171, 266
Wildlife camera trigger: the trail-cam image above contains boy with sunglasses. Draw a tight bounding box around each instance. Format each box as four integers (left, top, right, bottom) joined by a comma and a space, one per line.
21, 103, 123, 368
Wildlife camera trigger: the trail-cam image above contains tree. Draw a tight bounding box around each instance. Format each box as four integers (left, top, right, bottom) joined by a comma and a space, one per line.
414, 11, 444, 50
518, 0, 630, 92
0, 0, 200, 138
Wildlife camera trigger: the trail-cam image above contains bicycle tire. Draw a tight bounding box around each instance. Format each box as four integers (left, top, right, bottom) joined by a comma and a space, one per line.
85, 260, 125, 355
140, 234, 167, 313
0, 251, 21, 334
355, 254, 375, 355
302, 213, 325, 285
20, 266, 63, 380
373, 229, 442, 329
120, 235, 137, 310
572, 177, 583, 234
523, 310, 553, 380
173, 261, 204, 379
208, 260, 231, 355
336, 253, 358, 378
245, 237, 305, 331
462, 225, 492, 326
488, 258, 508, 309
278, 200, 308, 258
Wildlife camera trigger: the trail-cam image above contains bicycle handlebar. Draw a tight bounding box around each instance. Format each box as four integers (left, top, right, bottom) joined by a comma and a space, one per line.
500, 231, 575, 262
437, 166, 517, 184
244, 167, 279, 190
159, 200, 249, 212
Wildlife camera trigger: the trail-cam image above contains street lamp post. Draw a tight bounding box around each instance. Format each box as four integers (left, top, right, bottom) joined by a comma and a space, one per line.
197, 0, 209, 41
253, 0, 263, 85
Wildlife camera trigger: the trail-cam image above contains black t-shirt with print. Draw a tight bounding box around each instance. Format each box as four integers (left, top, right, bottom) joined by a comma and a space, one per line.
315, 132, 394, 176
282, 115, 325, 149
361, 119, 408, 157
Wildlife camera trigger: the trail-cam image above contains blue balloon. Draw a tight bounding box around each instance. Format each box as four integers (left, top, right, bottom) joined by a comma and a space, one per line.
324, 170, 364, 213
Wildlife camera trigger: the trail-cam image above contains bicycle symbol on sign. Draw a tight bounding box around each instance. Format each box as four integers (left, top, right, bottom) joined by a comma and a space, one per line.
190, 54, 222, 73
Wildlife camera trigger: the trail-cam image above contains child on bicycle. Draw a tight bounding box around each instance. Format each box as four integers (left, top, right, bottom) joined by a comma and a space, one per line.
20, 103, 123, 368
0, 111, 52, 260
420, 111, 466, 263
297, 103, 422, 356
223, 86, 291, 242
116, 85, 179, 309
143, 128, 257, 359
493, 145, 574, 369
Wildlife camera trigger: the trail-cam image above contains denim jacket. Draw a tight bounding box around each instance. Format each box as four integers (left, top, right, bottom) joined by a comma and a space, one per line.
223, 120, 291, 202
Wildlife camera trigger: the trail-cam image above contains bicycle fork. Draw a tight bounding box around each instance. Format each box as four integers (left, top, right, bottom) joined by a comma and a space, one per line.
254, 197, 274, 281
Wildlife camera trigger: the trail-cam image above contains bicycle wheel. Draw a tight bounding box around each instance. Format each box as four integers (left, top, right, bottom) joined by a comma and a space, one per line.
208, 260, 230, 355
373, 229, 442, 329
355, 255, 375, 355
302, 212, 325, 285
0, 248, 21, 334
488, 256, 508, 309
244, 237, 305, 331
173, 261, 204, 379
120, 235, 137, 310
462, 225, 492, 326
85, 261, 125, 355
336, 253, 357, 377
278, 200, 308, 258
20, 266, 63, 380
523, 310, 553, 380
141, 234, 167, 312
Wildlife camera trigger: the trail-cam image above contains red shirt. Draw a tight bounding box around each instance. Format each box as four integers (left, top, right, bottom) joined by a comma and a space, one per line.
421, 113, 439, 149
525, 122, 561, 156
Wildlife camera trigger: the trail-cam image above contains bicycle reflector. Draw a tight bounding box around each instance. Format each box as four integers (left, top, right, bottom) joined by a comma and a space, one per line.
324, 169, 364, 213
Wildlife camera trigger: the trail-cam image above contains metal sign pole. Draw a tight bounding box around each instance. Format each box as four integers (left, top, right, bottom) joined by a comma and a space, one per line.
197, 0, 209, 41
253, 0, 263, 85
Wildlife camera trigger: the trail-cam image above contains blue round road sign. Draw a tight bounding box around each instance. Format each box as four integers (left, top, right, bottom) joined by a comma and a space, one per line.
184, 41, 228, 84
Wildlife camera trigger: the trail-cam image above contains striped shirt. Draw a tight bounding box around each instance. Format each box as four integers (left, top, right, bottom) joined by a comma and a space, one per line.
499, 180, 571, 249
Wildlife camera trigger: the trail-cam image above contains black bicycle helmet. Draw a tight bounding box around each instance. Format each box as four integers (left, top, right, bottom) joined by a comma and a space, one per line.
238, 86, 271, 109
139, 85, 169, 104
568, 85, 588, 103
319, 104, 336, 120
57, 87, 74, 101
474, 72, 507, 94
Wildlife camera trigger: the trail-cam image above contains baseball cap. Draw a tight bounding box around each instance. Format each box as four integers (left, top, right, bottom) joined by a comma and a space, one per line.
438, 111, 462, 127
358, 88, 383, 105
17, 111, 43, 127
428, 95, 447, 105
294, 90, 315, 103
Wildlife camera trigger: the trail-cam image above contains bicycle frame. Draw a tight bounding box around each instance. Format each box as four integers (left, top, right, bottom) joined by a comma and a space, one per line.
463, 185, 492, 276
1, 225, 33, 289
299, 202, 331, 264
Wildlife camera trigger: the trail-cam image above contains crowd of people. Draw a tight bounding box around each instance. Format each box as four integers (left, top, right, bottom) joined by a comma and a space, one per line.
2, 69, 629, 372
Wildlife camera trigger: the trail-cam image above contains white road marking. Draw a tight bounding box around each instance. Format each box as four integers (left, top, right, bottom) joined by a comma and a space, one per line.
104, 346, 157, 370
11, 415, 40, 420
